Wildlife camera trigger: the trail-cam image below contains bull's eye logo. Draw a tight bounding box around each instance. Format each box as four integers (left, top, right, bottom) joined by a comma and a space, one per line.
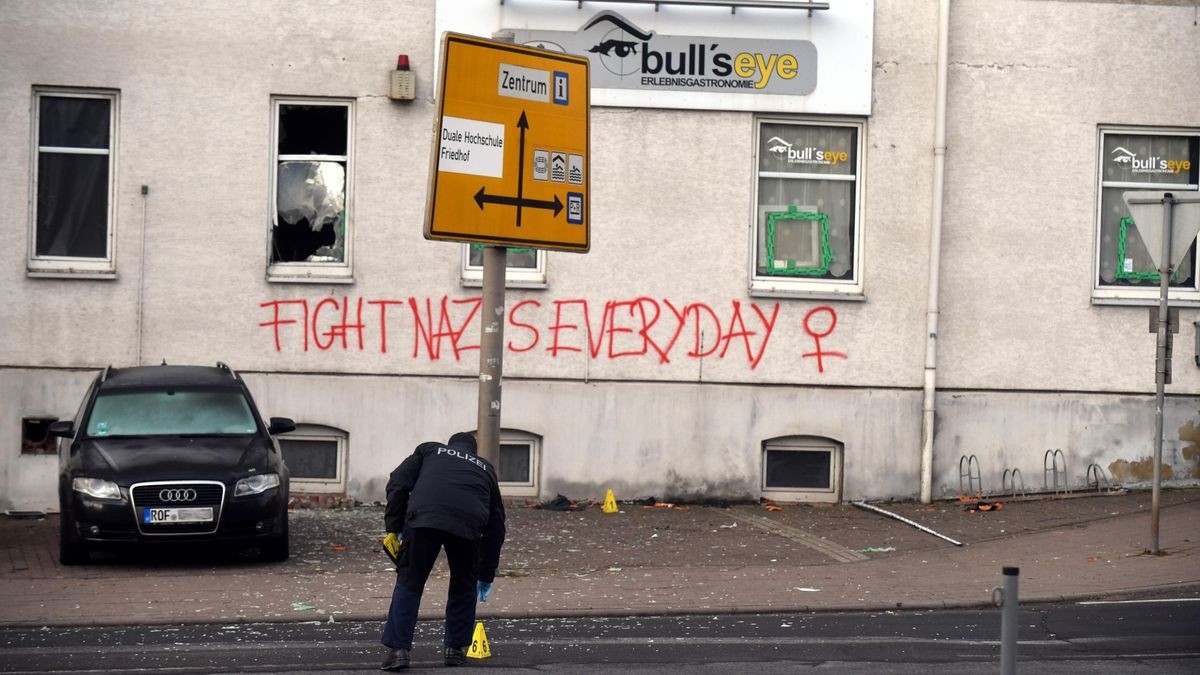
589, 39, 638, 58
1111, 147, 1135, 165
767, 137, 793, 156
583, 11, 654, 78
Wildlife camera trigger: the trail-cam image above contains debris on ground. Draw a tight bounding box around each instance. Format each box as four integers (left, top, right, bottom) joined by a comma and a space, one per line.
534, 494, 586, 511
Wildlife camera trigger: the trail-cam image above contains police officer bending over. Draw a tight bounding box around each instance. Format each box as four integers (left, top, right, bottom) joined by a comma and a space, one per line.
380, 431, 506, 670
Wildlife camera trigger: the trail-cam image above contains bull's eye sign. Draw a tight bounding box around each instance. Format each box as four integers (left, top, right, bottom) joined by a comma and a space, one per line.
424, 33, 591, 253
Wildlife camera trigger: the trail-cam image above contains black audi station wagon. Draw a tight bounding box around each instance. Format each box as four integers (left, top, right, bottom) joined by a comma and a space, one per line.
51, 363, 295, 565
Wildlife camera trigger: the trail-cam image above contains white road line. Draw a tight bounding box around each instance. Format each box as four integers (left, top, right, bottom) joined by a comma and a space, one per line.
1078, 597, 1200, 605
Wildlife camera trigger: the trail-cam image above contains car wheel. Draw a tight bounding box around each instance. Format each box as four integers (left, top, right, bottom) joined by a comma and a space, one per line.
260, 512, 289, 562
59, 510, 88, 566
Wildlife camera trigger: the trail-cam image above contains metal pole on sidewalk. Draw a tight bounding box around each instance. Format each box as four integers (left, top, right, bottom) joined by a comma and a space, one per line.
1151, 194, 1174, 556
1000, 566, 1019, 675
476, 245, 506, 467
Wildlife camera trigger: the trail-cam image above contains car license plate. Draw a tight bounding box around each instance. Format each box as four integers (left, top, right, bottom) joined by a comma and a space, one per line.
142, 507, 213, 524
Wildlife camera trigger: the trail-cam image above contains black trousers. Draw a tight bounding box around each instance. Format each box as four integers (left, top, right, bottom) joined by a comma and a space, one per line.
382, 527, 480, 650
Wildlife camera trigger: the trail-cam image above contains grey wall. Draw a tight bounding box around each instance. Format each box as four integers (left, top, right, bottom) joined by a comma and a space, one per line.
2, 0, 1199, 512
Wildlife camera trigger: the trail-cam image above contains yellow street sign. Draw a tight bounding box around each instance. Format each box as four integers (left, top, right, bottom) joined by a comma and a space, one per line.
425, 33, 590, 253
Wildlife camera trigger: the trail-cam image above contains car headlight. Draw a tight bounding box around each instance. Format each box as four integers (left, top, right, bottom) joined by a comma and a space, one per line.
234, 473, 280, 497
72, 477, 122, 500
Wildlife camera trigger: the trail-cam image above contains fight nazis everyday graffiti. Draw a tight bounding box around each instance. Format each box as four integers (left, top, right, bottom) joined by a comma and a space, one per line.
258, 296, 846, 372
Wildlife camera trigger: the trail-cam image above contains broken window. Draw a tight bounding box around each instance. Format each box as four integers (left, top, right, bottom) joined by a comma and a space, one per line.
22, 417, 59, 455
29, 89, 118, 277
751, 119, 863, 297
269, 99, 353, 281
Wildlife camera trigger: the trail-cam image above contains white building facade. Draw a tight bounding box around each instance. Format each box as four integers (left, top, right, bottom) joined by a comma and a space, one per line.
2, 0, 1199, 512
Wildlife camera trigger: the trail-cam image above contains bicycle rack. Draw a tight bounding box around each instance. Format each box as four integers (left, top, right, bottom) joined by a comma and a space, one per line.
1085, 463, 1112, 492
1043, 448, 1068, 495
1001, 467, 1026, 498
959, 454, 982, 497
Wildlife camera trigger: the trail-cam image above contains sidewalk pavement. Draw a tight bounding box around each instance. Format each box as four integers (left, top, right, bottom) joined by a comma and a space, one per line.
0, 488, 1197, 628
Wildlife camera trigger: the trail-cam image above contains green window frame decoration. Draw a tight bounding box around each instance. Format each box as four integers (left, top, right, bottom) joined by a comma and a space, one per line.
764, 206, 832, 277
1116, 217, 1182, 282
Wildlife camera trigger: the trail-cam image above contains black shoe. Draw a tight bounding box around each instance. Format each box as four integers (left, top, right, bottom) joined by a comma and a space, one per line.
380, 647, 410, 671
444, 646, 468, 666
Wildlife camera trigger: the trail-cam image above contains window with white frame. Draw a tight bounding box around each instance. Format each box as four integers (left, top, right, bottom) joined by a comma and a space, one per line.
29, 89, 118, 277
461, 244, 547, 288
278, 424, 348, 493
761, 436, 842, 503
1095, 127, 1199, 302
269, 98, 354, 282
751, 119, 864, 297
495, 428, 541, 497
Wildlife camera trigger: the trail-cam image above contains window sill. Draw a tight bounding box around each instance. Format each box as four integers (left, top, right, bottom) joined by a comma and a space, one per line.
460, 277, 548, 290
267, 272, 355, 285
27, 268, 117, 280
749, 286, 865, 302
499, 483, 539, 498
1091, 294, 1200, 308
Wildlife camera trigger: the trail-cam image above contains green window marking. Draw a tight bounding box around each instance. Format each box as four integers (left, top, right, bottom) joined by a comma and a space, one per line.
1116, 216, 1182, 281
764, 206, 833, 277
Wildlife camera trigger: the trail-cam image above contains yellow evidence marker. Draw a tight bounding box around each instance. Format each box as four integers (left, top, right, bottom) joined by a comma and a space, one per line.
467, 621, 491, 659
602, 489, 618, 514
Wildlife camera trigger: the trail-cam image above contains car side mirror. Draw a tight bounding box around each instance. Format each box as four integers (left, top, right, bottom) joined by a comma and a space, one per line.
268, 417, 296, 435
48, 420, 75, 438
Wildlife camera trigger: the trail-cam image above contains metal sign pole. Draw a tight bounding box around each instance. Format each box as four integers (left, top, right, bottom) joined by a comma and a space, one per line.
476, 245, 506, 467
1151, 194, 1175, 555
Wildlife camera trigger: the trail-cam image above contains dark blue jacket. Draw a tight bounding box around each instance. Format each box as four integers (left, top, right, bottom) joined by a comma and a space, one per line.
384, 437, 506, 582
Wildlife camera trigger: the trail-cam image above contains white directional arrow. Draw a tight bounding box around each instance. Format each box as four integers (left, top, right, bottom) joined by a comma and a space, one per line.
1122, 191, 1200, 272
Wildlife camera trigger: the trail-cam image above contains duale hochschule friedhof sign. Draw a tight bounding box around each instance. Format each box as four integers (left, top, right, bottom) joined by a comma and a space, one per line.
425, 33, 590, 253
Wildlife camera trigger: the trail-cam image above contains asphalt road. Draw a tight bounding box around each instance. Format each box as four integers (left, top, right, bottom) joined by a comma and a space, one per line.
1, 600, 1197, 674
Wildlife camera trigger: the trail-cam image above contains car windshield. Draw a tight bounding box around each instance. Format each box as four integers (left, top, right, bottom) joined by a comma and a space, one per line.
85, 388, 258, 437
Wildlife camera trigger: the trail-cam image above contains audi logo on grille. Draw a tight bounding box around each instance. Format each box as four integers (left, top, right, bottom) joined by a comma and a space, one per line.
159, 488, 198, 502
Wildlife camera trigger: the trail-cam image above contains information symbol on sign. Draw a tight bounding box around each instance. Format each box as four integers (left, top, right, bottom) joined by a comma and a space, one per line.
553, 71, 569, 105
567, 192, 583, 224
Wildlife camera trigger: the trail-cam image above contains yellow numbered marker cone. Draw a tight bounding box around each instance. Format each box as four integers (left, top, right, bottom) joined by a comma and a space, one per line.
602, 488, 619, 514
467, 621, 491, 659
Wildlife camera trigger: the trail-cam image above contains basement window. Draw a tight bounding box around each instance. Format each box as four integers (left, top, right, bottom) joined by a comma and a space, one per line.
268, 98, 354, 283
21, 417, 59, 455
278, 424, 347, 493
761, 436, 842, 503
496, 429, 541, 498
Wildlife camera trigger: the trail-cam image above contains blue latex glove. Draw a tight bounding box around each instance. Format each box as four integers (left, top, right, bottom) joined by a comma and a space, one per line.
476, 581, 493, 603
